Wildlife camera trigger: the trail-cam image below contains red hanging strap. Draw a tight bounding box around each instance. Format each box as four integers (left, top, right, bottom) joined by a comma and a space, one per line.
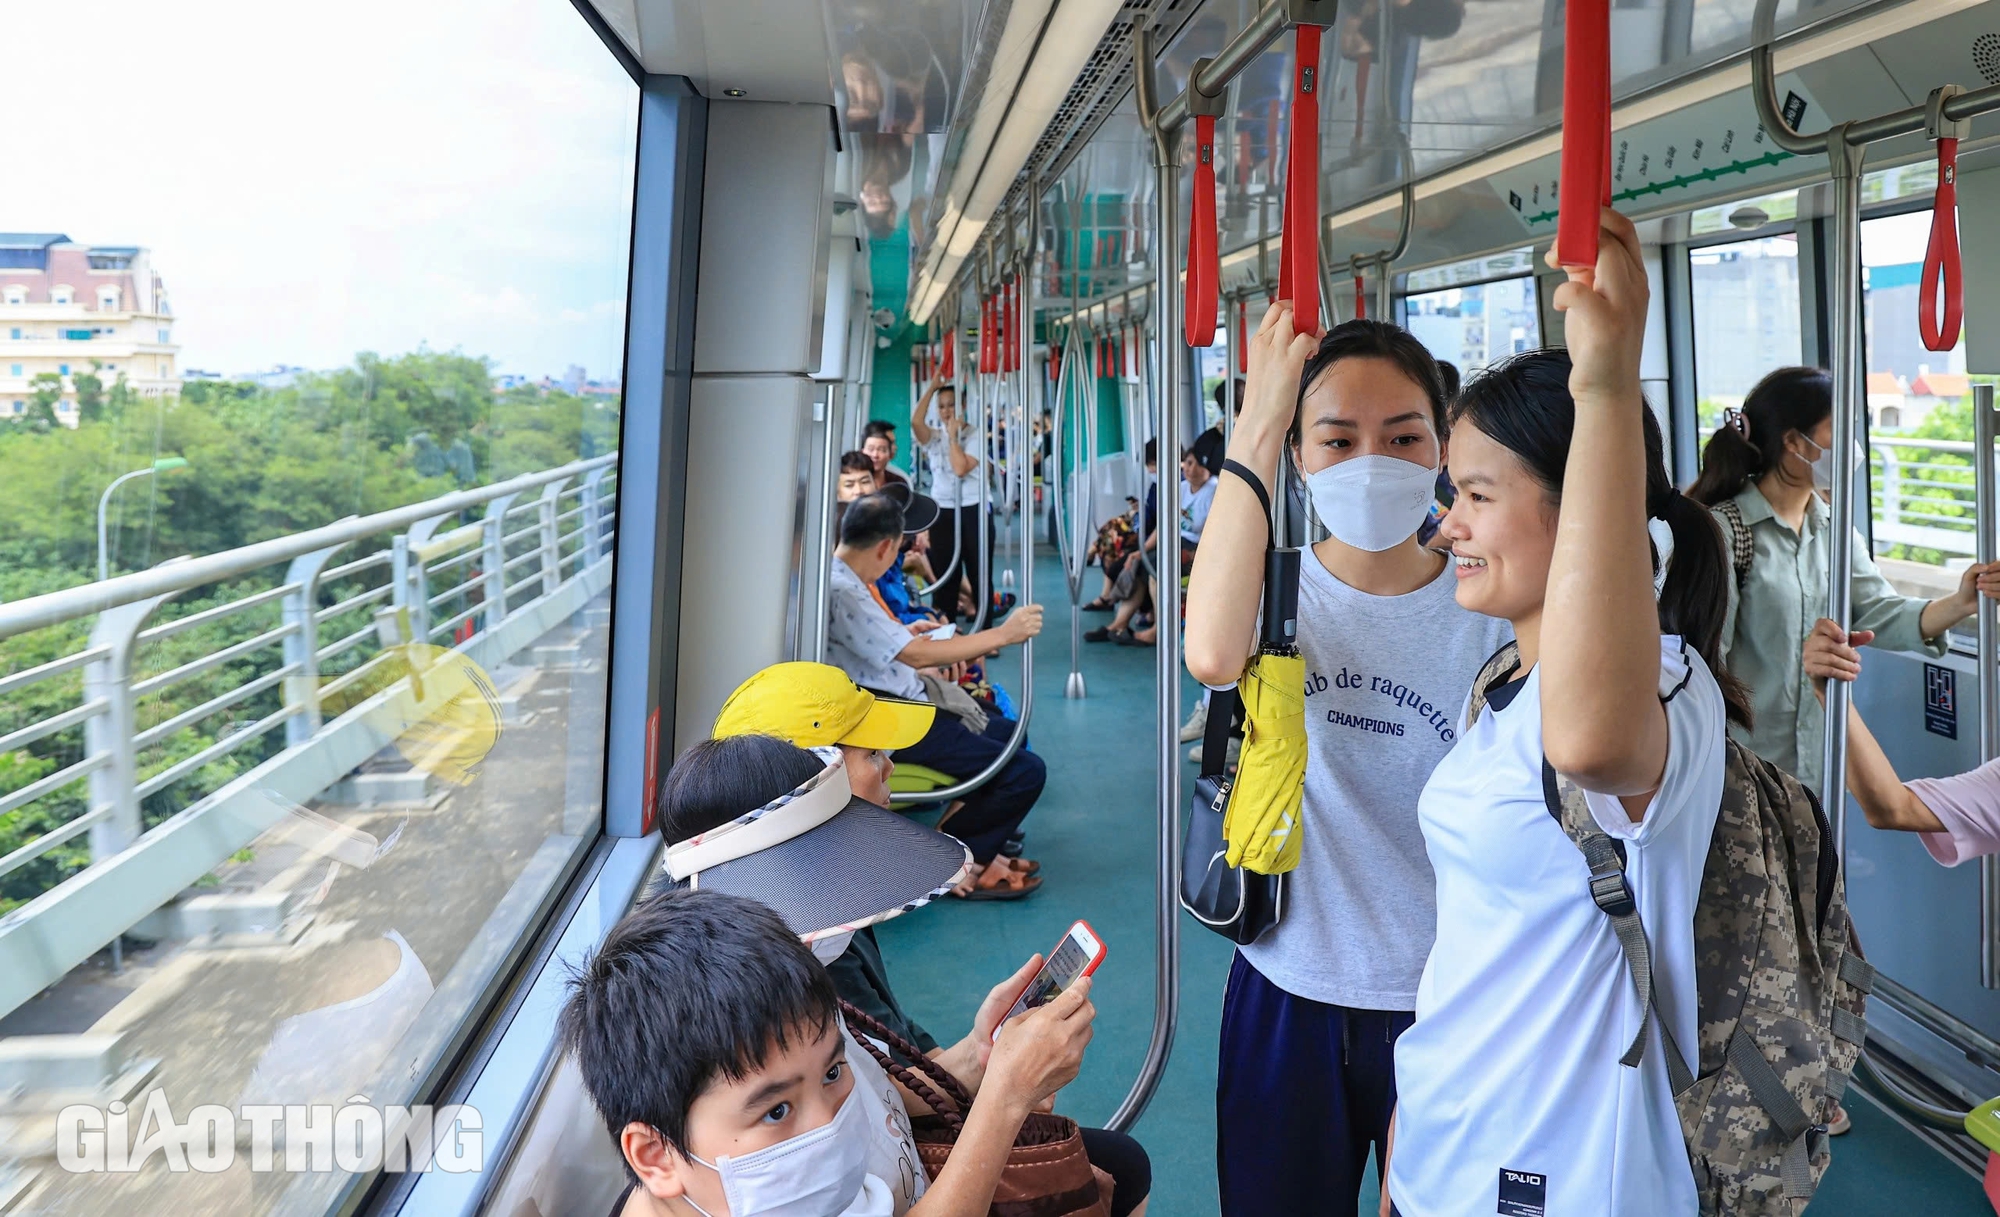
1186, 113, 1220, 347
983, 295, 998, 374
1921, 87, 1968, 352
1278, 24, 1325, 334
1556, 0, 1611, 269
942, 330, 955, 380
1236, 297, 1250, 373
1353, 267, 1368, 320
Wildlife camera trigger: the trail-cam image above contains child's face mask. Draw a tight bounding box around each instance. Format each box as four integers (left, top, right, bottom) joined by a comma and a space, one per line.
683, 1085, 887, 1217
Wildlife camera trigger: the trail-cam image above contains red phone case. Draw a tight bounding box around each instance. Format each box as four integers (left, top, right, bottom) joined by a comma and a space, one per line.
997, 920, 1107, 1037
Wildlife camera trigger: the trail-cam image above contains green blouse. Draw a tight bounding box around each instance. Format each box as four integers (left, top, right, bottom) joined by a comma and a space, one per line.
1714, 483, 1944, 793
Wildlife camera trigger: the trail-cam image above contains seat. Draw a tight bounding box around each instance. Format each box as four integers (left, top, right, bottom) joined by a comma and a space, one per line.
889, 762, 955, 810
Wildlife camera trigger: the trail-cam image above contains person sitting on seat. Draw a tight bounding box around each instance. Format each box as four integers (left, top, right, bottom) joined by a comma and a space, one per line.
865, 419, 908, 488
874, 484, 944, 625
560, 885, 1109, 1217
829, 492, 1047, 899
654, 734, 1153, 1216
839, 450, 881, 503
1804, 614, 2000, 863
1087, 441, 1159, 646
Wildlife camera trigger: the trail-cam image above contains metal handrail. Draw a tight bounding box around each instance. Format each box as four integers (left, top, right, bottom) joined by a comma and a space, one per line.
0, 452, 619, 914
0, 454, 616, 644
1050, 317, 1093, 701
1978, 385, 2000, 989
913, 240, 1038, 808
1110, 18, 1183, 1134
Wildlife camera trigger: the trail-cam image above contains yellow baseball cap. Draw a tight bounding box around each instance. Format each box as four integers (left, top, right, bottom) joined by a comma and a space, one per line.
714, 662, 934, 750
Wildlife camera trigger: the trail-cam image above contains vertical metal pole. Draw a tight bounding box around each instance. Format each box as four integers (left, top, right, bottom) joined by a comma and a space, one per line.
1977, 381, 1999, 988
1820, 125, 1863, 854
1110, 21, 1181, 1133
811, 389, 840, 664
1018, 241, 1037, 713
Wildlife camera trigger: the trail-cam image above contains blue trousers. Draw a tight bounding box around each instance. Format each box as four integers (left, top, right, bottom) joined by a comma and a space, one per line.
892, 706, 1044, 864
1216, 952, 1413, 1217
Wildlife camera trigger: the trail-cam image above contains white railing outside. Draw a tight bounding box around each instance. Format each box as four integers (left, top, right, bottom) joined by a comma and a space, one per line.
0, 454, 617, 1017
1872, 434, 1983, 562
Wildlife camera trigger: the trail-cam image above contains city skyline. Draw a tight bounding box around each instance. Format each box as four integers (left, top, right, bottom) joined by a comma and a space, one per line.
4, 0, 638, 381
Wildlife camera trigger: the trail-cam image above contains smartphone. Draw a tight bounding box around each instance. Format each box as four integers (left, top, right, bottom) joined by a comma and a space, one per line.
994, 920, 1107, 1039
930, 621, 958, 640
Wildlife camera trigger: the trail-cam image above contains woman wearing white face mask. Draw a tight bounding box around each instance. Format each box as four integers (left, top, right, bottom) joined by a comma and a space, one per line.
1687, 366, 1999, 798
1185, 311, 1512, 1217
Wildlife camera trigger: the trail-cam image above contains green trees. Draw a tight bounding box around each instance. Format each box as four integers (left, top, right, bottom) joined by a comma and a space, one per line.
0, 348, 621, 911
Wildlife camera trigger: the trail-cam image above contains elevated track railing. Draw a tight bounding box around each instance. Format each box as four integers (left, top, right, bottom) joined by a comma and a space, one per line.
0, 453, 617, 1019
1871, 434, 1986, 562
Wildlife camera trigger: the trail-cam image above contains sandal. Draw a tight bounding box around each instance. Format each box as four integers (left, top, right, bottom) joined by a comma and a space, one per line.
1085, 626, 1119, 643
1117, 629, 1156, 648
1081, 598, 1115, 612
1005, 856, 1042, 877
953, 867, 1042, 901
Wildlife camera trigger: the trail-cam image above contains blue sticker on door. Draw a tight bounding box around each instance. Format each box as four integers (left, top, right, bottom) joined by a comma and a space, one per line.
1924, 663, 1957, 739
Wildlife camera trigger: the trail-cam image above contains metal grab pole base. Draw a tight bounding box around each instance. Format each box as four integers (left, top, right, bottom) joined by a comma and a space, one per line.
1002, 569, 1016, 590
1066, 670, 1088, 699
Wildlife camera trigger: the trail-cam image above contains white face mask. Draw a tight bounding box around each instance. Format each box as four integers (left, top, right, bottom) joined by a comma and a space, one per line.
809, 930, 855, 965
1304, 455, 1438, 552
1801, 435, 1863, 491
684, 1085, 886, 1217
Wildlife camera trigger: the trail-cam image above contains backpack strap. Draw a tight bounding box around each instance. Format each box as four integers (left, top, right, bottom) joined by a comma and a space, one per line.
1726, 1027, 1822, 1200
1541, 762, 1696, 1096
1463, 640, 1522, 729
1714, 498, 1753, 592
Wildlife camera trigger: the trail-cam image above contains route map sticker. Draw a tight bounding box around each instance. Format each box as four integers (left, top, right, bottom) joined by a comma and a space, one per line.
1491, 78, 1826, 235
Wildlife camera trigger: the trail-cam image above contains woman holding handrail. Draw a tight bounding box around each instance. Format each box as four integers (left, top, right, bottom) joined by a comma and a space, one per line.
911, 375, 1000, 624
1184, 303, 1507, 1214
1386, 208, 1737, 1217
1686, 366, 1998, 796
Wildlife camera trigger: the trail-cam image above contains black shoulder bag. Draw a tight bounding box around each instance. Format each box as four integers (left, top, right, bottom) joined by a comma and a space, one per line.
1178, 460, 1297, 946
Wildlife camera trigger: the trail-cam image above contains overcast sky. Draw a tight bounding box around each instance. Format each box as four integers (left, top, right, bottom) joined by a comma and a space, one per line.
5, 1, 637, 381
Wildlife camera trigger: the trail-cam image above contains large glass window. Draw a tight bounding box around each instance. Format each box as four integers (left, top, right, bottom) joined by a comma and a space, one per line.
1402, 277, 1540, 377
1861, 208, 1990, 606
1689, 234, 1802, 438
0, 3, 636, 1211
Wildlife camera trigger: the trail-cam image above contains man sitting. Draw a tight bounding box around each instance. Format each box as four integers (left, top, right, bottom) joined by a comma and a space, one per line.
838, 450, 880, 502
864, 420, 908, 488
828, 492, 1047, 899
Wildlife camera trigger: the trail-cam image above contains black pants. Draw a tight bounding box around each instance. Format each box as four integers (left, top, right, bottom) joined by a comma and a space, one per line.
1217, 952, 1412, 1217
892, 705, 1043, 864
1079, 1126, 1152, 1217
928, 504, 994, 623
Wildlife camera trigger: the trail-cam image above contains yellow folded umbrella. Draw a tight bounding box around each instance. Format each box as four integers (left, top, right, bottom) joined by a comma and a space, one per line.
1221, 649, 1307, 875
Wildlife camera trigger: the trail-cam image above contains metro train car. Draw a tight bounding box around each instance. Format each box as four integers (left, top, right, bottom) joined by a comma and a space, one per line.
10, 0, 2000, 1212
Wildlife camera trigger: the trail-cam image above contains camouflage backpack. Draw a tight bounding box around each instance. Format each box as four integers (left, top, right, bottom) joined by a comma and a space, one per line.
1467, 641, 1874, 1216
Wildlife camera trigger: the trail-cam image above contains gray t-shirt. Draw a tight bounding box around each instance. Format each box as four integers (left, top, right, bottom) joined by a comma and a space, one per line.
1237, 552, 1512, 1009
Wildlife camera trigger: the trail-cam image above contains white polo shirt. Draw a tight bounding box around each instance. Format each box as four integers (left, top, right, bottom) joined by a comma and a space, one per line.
1389, 636, 1724, 1217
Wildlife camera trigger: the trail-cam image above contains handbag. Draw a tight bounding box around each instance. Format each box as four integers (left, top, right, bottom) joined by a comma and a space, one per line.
840, 1002, 1111, 1217
1178, 458, 1296, 947
1178, 682, 1286, 945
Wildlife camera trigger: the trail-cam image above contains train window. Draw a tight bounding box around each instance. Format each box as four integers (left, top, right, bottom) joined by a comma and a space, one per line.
1861, 208, 1981, 613
1402, 274, 1540, 376
0, 3, 636, 1212
1688, 234, 1802, 438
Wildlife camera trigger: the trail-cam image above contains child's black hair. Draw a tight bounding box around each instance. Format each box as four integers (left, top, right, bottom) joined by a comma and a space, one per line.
558, 887, 840, 1178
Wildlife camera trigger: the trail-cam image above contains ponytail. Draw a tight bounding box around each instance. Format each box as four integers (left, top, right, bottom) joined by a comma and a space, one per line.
1453, 350, 1752, 727
1648, 484, 1753, 728
1686, 366, 1831, 506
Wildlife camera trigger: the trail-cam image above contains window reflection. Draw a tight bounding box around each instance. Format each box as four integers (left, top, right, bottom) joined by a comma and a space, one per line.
0, 1, 636, 1211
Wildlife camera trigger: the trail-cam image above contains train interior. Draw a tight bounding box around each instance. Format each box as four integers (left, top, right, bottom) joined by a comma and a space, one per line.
10, 0, 2000, 1212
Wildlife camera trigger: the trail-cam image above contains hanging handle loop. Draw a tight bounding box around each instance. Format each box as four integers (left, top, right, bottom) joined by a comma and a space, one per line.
1352, 256, 1368, 321
1185, 60, 1227, 348
942, 329, 955, 381
1921, 85, 1969, 353
1556, 0, 1611, 269
1237, 296, 1251, 373
1277, 23, 1325, 334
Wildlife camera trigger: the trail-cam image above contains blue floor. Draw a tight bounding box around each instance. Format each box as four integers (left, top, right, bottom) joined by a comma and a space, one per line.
874, 551, 1990, 1216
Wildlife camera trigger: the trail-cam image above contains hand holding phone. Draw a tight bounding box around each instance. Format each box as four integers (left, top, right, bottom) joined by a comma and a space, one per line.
993, 920, 1106, 1042
930, 621, 958, 640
